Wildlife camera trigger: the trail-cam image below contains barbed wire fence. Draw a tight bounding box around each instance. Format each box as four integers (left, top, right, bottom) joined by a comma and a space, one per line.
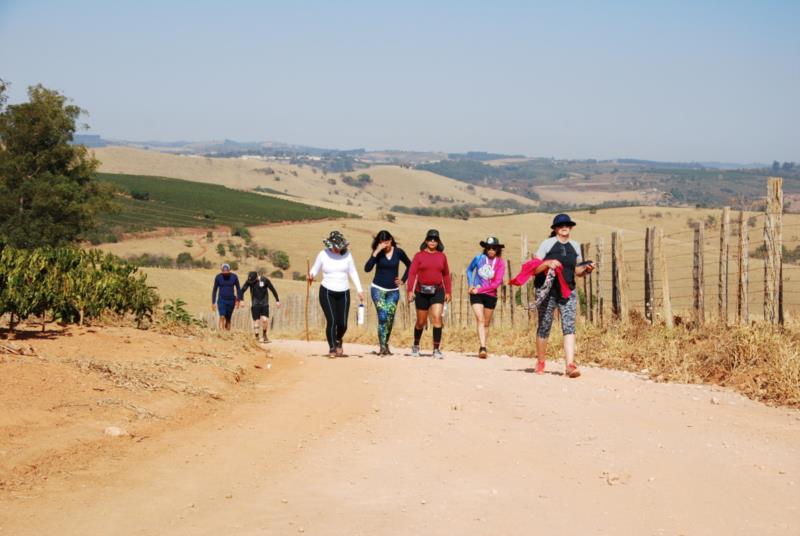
210, 177, 790, 336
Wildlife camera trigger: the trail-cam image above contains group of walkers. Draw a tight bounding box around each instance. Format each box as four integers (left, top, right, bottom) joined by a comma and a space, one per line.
212, 213, 593, 378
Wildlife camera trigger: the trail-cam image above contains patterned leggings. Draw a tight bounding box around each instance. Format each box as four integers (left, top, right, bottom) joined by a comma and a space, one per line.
370, 286, 400, 347
536, 292, 578, 339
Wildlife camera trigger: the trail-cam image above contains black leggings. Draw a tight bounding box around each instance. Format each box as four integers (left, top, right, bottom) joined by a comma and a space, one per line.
319, 286, 350, 350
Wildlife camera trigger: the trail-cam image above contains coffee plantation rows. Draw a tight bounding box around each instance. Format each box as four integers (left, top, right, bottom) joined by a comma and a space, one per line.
0, 245, 159, 329
91, 173, 353, 243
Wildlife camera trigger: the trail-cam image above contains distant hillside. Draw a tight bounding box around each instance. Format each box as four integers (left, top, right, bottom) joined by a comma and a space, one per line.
92, 147, 538, 217
90, 172, 352, 244
418, 157, 800, 209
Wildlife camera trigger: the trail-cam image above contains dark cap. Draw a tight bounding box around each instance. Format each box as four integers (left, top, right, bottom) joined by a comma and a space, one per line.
550, 214, 577, 229
420, 229, 444, 251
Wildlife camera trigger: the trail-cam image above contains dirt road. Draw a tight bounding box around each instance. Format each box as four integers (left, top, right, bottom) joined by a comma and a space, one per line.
2, 340, 799, 535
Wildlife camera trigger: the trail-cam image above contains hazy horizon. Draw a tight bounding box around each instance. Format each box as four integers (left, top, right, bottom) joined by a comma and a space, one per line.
1, 0, 798, 163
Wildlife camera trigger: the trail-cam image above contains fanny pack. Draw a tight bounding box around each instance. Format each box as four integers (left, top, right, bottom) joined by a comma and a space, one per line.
419, 284, 439, 295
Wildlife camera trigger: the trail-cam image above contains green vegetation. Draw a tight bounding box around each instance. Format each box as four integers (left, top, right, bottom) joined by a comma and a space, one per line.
163, 298, 194, 325
0, 245, 159, 328
269, 250, 291, 270
0, 84, 113, 247
92, 172, 353, 243
390, 205, 472, 220
341, 173, 372, 188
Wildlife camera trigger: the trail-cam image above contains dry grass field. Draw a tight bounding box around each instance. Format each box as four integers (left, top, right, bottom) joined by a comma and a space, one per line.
99, 205, 800, 320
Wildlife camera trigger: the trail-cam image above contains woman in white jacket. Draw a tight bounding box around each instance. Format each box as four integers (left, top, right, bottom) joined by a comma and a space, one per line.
308, 230, 364, 357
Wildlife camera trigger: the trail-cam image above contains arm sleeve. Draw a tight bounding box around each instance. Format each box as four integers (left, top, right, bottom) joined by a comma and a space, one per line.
477, 260, 505, 293
442, 254, 452, 294
267, 279, 279, 301
212, 276, 219, 304
406, 253, 419, 291
309, 251, 324, 278
572, 241, 583, 263
348, 255, 363, 293
364, 255, 377, 272
239, 280, 251, 301
466, 255, 479, 287
400, 249, 411, 283
534, 238, 552, 260
233, 275, 241, 300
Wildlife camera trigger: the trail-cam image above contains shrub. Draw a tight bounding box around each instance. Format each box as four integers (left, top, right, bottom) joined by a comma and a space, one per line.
130, 190, 150, 201
163, 298, 193, 325
216, 243, 226, 256
292, 271, 305, 281
232, 225, 251, 242
184, 239, 193, 248
269, 249, 290, 270
175, 252, 194, 268
270, 270, 284, 278
0, 246, 159, 328
384, 213, 396, 223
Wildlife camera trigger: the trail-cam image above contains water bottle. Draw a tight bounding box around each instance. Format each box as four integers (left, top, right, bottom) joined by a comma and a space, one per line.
357, 303, 365, 325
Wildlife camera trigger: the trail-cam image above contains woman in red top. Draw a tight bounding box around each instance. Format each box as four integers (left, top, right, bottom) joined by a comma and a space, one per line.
406, 229, 451, 359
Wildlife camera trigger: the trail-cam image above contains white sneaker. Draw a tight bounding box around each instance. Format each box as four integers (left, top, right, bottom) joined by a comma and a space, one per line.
411, 345, 420, 357
433, 349, 443, 359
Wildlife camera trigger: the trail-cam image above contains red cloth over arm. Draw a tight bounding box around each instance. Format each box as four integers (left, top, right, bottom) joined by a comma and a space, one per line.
509, 258, 543, 286
555, 266, 573, 298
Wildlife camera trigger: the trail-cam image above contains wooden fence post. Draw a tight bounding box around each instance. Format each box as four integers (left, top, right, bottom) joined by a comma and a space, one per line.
764, 177, 783, 324
595, 237, 604, 326
693, 223, 705, 326
718, 207, 730, 324
656, 228, 672, 328
611, 231, 628, 321
644, 227, 655, 323
738, 211, 749, 325
584, 242, 593, 324
507, 259, 514, 329
580, 243, 588, 321
459, 274, 465, 327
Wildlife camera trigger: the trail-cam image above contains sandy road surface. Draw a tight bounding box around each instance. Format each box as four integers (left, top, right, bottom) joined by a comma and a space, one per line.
2, 340, 799, 535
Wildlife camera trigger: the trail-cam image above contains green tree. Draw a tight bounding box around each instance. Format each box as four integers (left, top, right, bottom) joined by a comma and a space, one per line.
0, 84, 113, 247
269, 249, 290, 270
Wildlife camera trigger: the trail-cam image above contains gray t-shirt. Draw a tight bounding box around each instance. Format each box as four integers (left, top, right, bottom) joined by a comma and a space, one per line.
534, 237, 583, 263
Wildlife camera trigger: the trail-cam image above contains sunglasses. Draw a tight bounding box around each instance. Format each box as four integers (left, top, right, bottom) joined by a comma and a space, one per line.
426, 237, 439, 242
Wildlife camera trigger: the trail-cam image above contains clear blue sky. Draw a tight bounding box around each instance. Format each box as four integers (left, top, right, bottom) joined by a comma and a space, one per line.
1, 0, 798, 162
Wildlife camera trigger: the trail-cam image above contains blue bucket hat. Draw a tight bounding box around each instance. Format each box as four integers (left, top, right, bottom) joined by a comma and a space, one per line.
550, 214, 577, 229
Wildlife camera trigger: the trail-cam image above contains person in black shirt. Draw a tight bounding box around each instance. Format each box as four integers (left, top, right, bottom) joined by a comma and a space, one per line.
364, 230, 411, 355
532, 214, 594, 377
239, 270, 280, 342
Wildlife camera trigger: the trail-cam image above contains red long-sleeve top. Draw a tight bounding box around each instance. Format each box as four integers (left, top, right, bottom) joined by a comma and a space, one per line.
407, 250, 452, 294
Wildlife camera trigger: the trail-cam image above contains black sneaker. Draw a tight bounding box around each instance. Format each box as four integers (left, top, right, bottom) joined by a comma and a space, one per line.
478, 347, 487, 359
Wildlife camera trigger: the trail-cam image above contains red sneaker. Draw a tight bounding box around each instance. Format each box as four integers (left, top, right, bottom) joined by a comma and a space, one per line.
566, 363, 581, 378
535, 359, 546, 375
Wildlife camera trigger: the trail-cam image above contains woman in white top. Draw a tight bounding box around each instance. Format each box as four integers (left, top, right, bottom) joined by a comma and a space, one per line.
307, 230, 364, 357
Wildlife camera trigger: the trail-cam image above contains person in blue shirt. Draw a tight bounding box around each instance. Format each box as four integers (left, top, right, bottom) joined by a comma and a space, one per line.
211, 263, 241, 331
364, 230, 411, 355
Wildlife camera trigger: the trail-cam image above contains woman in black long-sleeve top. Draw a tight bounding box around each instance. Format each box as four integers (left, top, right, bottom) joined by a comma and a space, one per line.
364, 230, 411, 355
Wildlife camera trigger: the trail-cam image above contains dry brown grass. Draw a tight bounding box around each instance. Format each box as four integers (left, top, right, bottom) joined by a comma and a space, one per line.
272, 315, 800, 408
